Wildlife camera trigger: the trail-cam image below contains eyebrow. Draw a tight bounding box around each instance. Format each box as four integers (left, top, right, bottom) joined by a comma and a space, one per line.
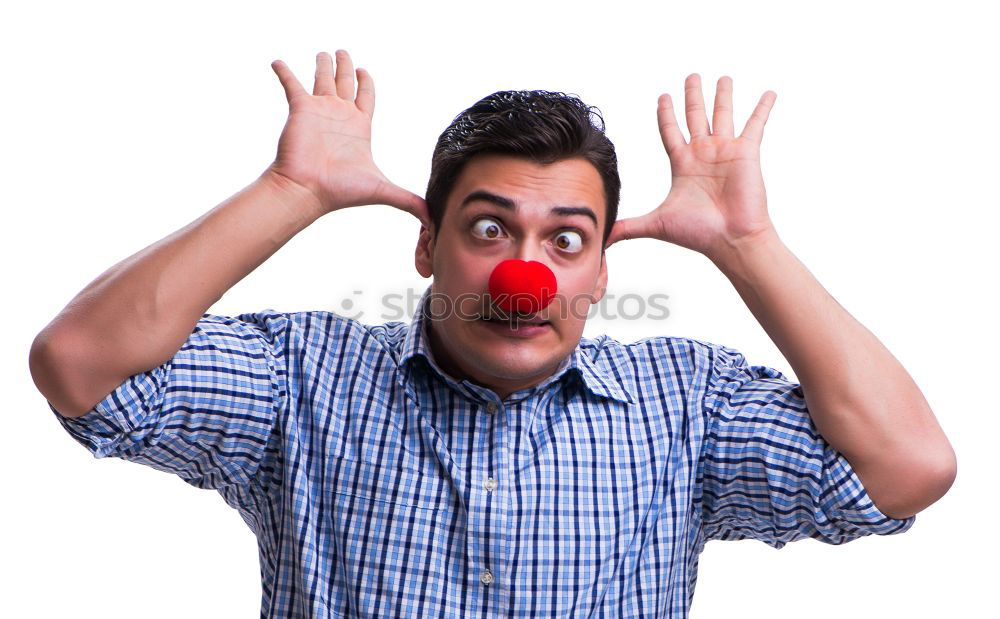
459, 189, 599, 229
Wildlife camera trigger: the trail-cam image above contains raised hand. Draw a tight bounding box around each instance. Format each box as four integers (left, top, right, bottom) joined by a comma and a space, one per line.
267, 50, 429, 225
605, 74, 777, 260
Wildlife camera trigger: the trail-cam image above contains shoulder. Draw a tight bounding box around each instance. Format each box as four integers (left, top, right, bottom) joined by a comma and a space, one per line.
599, 334, 784, 379
277, 309, 410, 361
581, 332, 721, 373
577, 333, 727, 398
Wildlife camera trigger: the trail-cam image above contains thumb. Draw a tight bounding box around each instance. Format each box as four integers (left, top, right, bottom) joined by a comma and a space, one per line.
605, 211, 661, 249
380, 182, 430, 227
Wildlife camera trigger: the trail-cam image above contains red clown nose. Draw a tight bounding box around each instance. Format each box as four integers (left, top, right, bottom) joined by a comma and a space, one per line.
488, 259, 557, 314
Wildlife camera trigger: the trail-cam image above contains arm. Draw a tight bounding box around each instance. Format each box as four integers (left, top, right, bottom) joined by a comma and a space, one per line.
30, 49, 428, 418
606, 74, 956, 520
699, 340, 918, 547
29, 170, 320, 418
708, 227, 955, 519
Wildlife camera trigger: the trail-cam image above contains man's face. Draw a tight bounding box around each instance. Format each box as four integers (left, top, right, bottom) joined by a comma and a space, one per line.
415, 153, 608, 399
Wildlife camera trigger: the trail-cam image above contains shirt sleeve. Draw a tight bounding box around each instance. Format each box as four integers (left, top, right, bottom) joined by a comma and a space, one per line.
48, 309, 289, 493
697, 342, 916, 549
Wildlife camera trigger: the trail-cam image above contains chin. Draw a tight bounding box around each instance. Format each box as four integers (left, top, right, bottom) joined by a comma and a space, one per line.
437, 317, 577, 385
461, 344, 563, 381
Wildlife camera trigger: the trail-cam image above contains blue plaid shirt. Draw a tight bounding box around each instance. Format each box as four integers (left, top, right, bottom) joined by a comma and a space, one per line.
50, 283, 916, 618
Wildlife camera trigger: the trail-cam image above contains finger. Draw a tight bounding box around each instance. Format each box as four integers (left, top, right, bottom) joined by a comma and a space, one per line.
684, 73, 710, 140
604, 211, 661, 248
334, 49, 356, 100
408, 197, 431, 230
271, 59, 307, 103
739, 90, 777, 145
381, 182, 431, 228
355, 67, 375, 117
656, 93, 686, 157
313, 51, 335, 96
712, 75, 734, 138
404, 196, 432, 230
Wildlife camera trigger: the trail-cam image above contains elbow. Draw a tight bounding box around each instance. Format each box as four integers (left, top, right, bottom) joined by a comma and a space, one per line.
923, 440, 958, 505
29, 332, 62, 400
29, 330, 99, 419
928, 444, 958, 503
878, 449, 957, 519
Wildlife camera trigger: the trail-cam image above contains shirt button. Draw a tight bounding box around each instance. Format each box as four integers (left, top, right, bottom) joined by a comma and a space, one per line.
485, 477, 497, 492
486, 403, 496, 414
481, 568, 494, 585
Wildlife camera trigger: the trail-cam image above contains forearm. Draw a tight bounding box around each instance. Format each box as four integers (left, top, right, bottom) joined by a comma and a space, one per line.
707, 227, 956, 517
32, 168, 324, 417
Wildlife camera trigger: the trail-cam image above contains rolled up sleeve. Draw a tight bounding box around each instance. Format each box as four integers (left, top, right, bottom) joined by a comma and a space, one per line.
49, 310, 289, 493
697, 343, 916, 549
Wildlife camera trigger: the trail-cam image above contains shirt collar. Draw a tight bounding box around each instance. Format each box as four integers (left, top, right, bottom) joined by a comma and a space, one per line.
397, 284, 634, 405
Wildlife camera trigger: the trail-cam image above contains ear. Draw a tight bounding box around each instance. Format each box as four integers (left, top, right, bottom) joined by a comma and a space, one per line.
592, 250, 608, 303
415, 223, 435, 278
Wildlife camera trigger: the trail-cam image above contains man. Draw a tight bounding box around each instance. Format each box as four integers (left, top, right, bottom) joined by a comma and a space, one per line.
30, 49, 956, 617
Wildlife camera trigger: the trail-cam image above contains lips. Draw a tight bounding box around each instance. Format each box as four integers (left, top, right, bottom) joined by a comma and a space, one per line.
479, 314, 549, 326
478, 304, 549, 326
479, 315, 552, 338
481, 319, 549, 329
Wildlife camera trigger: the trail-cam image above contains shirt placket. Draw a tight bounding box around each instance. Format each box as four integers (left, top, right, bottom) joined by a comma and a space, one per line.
465, 395, 511, 618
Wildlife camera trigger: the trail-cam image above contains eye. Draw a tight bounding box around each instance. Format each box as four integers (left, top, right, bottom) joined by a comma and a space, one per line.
553, 230, 583, 253
471, 217, 505, 239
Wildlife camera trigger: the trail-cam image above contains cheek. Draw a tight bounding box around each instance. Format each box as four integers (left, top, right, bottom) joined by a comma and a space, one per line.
558, 268, 591, 288
555, 268, 599, 306
434, 245, 473, 283
436, 250, 495, 302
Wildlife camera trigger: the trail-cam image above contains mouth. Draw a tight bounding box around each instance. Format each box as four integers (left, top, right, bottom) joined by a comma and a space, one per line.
477, 310, 551, 334
474, 294, 552, 336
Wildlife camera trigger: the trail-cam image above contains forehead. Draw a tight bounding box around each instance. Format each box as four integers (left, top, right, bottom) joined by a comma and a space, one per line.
447, 153, 605, 222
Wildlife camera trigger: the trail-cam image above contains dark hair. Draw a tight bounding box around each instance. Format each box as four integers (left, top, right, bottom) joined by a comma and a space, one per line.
425, 89, 620, 250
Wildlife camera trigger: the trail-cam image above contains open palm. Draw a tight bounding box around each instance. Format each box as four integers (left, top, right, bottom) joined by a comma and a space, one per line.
268, 50, 428, 224
606, 74, 777, 259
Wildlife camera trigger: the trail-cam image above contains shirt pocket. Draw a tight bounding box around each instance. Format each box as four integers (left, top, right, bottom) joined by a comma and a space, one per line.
328, 454, 453, 512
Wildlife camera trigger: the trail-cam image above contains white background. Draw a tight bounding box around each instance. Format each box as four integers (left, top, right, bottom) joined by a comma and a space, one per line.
4, 1, 993, 616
